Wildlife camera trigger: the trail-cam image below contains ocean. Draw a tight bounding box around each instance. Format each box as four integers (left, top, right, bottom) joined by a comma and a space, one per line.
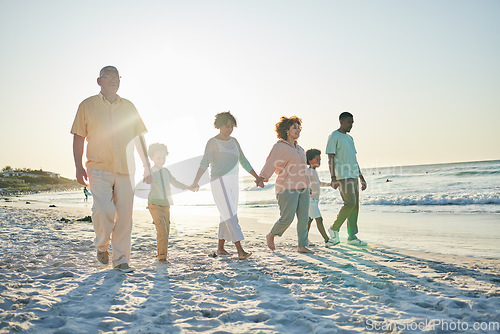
16, 160, 500, 215
12, 160, 500, 258
174, 159, 500, 215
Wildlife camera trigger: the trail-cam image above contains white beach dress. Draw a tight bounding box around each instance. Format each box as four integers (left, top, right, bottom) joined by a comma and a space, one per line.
200, 137, 253, 243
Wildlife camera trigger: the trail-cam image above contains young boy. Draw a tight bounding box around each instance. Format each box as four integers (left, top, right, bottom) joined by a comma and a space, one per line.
306, 149, 337, 248
147, 143, 190, 262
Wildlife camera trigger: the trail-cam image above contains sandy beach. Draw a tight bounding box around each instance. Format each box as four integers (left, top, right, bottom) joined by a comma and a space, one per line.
0, 200, 499, 333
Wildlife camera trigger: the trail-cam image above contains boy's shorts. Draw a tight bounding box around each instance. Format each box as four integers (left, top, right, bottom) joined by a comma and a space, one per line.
309, 198, 322, 219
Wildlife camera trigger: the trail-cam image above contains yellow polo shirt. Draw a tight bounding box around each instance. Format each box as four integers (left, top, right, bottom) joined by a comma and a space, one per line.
71, 93, 147, 175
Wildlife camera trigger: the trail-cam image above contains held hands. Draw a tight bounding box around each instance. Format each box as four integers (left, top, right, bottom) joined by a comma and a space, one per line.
330, 181, 340, 190
254, 176, 265, 188
76, 166, 88, 186
183, 184, 198, 192
330, 176, 340, 190
330, 177, 367, 190
188, 174, 265, 191
189, 183, 200, 192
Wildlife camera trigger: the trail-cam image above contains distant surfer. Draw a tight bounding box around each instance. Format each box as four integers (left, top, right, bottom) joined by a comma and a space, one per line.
83, 187, 91, 201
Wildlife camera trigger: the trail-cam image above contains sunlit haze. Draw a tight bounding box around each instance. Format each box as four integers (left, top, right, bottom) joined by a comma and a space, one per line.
1, 1, 499, 178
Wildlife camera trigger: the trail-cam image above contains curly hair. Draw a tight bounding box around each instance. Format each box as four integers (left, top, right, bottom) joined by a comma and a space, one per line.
148, 143, 168, 158
214, 111, 237, 129
275, 116, 302, 140
306, 149, 321, 165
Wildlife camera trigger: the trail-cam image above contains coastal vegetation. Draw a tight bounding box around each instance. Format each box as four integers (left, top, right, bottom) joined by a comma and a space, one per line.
0, 166, 79, 195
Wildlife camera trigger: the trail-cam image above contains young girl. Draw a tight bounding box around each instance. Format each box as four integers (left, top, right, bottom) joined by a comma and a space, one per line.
306, 148, 336, 247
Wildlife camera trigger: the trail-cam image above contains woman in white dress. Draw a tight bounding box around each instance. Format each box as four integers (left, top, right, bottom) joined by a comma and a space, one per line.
190, 112, 264, 260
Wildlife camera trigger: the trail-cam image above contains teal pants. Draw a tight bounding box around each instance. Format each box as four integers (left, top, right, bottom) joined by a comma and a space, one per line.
270, 188, 310, 247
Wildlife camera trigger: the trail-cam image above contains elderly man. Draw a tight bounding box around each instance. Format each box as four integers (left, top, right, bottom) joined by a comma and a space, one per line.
71, 66, 150, 272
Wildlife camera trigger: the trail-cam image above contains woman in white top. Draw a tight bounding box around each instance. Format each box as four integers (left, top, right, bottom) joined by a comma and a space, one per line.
191, 112, 264, 260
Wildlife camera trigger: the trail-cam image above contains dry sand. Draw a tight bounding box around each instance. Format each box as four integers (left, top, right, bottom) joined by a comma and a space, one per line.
0, 201, 499, 333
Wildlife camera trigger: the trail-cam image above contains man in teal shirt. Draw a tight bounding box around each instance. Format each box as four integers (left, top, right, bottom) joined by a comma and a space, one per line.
326, 112, 367, 246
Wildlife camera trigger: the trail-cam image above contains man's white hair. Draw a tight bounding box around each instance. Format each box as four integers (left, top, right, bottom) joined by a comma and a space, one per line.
99, 66, 118, 78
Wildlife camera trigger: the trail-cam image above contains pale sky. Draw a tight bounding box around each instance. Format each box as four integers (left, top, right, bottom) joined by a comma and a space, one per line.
1, 0, 499, 179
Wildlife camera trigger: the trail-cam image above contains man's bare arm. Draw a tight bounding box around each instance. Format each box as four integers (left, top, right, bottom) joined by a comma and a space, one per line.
359, 168, 367, 191
134, 135, 151, 184
73, 134, 88, 186
328, 153, 340, 190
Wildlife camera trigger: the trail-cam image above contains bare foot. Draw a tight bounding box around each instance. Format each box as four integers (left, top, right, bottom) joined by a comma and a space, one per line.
158, 258, 169, 263
217, 249, 231, 256
298, 246, 314, 253
238, 252, 252, 260
266, 233, 276, 251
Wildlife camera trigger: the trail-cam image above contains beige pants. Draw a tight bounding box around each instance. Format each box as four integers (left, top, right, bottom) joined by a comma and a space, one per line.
148, 204, 171, 260
87, 167, 134, 266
